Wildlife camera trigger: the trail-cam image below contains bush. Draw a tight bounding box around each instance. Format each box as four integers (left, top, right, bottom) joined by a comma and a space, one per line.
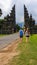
16, 24, 21, 32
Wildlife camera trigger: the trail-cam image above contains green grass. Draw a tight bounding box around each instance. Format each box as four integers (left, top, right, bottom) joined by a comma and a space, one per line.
0, 32, 18, 37
0, 34, 9, 37
7, 34, 37, 65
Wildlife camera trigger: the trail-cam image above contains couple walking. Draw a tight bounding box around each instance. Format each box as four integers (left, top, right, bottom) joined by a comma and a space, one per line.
19, 27, 30, 43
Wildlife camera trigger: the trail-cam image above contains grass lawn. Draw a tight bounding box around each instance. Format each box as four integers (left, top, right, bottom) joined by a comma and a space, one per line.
0, 34, 9, 37
0, 32, 18, 37
7, 34, 37, 65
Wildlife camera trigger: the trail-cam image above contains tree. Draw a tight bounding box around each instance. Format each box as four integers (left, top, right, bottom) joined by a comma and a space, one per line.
16, 24, 21, 32
0, 9, 2, 16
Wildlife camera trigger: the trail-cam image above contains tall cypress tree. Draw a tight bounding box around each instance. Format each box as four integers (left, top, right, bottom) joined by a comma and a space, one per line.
24, 5, 29, 28
0, 9, 2, 16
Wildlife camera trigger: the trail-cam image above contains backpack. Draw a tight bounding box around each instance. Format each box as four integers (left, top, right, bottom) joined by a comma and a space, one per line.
20, 30, 23, 36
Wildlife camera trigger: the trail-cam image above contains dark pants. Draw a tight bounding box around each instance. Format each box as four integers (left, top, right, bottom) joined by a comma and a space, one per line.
20, 35, 23, 38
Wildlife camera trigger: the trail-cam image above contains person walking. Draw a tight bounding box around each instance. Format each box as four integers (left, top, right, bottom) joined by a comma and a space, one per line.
19, 29, 24, 41
24, 27, 25, 34
25, 28, 30, 43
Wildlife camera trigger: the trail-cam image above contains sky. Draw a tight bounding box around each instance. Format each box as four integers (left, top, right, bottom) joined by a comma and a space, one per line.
0, 0, 37, 24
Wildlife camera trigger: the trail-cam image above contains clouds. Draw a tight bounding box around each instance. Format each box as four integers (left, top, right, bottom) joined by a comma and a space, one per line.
0, 0, 12, 11
26, 0, 37, 24
16, 16, 24, 23
0, 0, 37, 24
0, 0, 14, 18
16, 0, 31, 23
16, 0, 24, 23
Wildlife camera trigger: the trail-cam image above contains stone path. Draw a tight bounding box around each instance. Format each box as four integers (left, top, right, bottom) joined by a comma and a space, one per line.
0, 33, 19, 50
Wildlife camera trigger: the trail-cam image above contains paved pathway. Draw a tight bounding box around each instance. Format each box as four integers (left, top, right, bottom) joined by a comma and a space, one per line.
0, 33, 19, 50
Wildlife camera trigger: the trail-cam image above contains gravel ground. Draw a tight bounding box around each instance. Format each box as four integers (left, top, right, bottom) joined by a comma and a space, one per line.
0, 33, 19, 50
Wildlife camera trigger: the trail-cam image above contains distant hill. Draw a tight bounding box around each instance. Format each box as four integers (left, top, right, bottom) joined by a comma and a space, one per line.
17, 22, 24, 28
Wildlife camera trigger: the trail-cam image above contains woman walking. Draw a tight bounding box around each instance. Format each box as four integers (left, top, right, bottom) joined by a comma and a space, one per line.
25, 28, 30, 43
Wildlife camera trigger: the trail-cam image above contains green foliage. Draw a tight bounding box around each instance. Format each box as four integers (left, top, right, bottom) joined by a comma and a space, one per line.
16, 24, 21, 31
0, 19, 4, 22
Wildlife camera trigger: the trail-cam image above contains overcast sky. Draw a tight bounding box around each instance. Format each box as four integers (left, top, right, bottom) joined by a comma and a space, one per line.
0, 0, 37, 24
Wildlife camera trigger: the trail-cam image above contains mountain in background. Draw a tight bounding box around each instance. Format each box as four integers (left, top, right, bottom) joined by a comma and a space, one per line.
17, 22, 37, 28
17, 22, 24, 28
